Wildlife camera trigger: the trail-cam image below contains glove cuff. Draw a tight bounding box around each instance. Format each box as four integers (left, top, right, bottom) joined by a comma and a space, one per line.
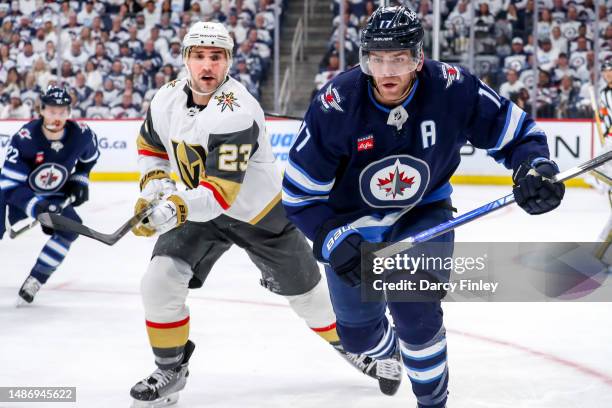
69, 173, 89, 186
318, 225, 361, 261
139, 170, 172, 191
167, 195, 188, 226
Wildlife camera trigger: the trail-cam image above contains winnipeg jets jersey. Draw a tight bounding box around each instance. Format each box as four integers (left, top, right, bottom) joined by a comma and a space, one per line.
0, 119, 99, 236
282, 61, 550, 242
137, 76, 282, 226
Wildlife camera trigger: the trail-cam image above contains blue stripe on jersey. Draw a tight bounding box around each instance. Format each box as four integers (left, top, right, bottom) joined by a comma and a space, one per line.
285, 158, 335, 195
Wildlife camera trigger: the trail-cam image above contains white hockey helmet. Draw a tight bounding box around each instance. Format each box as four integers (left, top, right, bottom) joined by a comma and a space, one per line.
182, 21, 234, 61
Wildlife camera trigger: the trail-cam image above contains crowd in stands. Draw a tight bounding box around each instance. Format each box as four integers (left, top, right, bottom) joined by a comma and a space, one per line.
0, 0, 281, 119
319, 0, 612, 119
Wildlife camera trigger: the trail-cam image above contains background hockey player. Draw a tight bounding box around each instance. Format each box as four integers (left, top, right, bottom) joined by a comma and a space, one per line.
0, 86, 99, 305
282, 6, 566, 408
128, 22, 390, 408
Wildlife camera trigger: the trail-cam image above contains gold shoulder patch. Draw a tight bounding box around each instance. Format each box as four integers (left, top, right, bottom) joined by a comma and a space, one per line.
214, 91, 241, 112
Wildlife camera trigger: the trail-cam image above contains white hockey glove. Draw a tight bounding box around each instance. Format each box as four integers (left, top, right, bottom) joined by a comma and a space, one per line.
139, 170, 177, 201
132, 194, 188, 237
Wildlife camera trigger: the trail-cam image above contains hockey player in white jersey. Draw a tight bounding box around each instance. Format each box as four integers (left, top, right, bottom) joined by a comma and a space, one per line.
128, 22, 393, 407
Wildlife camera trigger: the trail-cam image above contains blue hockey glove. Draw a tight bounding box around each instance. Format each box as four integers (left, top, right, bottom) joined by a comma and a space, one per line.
315, 225, 363, 287
62, 175, 89, 207
33, 200, 62, 235
512, 157, 565, 215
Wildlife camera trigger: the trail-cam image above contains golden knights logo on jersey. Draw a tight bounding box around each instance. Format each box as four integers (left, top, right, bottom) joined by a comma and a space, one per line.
171, 140, 207, 189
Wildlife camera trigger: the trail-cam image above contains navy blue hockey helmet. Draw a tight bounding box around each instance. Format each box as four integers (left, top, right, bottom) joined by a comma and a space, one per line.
360, 6, 424, 77
41, 86, 71, 108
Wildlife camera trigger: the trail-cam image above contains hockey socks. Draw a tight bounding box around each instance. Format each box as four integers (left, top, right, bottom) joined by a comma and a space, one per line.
30, 235, 72, 284
146, 316, 191, 370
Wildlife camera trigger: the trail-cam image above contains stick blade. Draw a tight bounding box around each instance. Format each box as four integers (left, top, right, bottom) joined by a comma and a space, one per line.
38, 212, 119, 245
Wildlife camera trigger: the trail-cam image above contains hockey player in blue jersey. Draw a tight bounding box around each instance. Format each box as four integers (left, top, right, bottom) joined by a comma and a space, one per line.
282, 6, 565, 408
0, 86, 100, 305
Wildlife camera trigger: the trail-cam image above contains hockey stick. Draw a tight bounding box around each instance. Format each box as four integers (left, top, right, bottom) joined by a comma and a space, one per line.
9, 196, 75, 239
373, 150, 612, 259
37, 203, 156, 246
592, 169, 612, 186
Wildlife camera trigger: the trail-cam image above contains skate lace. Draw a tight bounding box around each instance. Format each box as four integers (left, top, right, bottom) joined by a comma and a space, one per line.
376, 356, 402, 380
147, 368, 176, 389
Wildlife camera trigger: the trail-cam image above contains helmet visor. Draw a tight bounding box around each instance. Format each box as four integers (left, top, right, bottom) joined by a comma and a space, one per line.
360, 48, 421, 77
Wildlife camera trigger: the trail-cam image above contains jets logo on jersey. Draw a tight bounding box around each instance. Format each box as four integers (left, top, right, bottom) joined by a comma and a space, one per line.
440, 63, 461, 89
28, 163, 68, 193
359, 155, 430, 208
214, 91, 240, 112
171, 140, 207, 189
18, 128, 31, 140
320, 84, 344, 113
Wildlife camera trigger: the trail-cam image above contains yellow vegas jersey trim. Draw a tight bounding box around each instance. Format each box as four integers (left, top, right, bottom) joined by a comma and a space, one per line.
249, 192, 282, 225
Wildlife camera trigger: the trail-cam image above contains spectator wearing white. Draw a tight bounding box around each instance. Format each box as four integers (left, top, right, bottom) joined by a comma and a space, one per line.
537, 36, 559, 71
570, 37, 590, 70
158, 13, 177, 40
61, 12, 82, 52
63, 40, 89, 73
123, 78, 143, 107
143, 0, 160, 29
162, 39, 182, 71
90, 16, 105, 42
553, 52, 577, 82
17, 16, 33, 42
85, 90, 112, 119
102, 78, 121, 107
110, 16, 130, 44
32, 28, 48, 55
20, 72, 40, 112
32, 58, 54, 90
331, 11, 360, 46
561, 5, 581, 41
557, 75, 581, 117
80, 27, 97, 57
42, 17, 58, 48
127, 25, 144, 56
74, 71, 94, 108
538, 8, 554, 39
248, 29, 270, 61
504, 37, 529, 73
8, 33, 24, 61
570, 30, 593, 53
576, 50, 595, 84
42, 41, 58, 73
0, 19, 14, 44
144, 71, 165, 102
135, 13, 150, 43
100, 30, 120, 58
107, 61, 127, 90
550, 25, 568, 54
111, 92, 140, 118
150, 26, 169, 58
139, 40, 163, 74
254, 14, 272, 45
227, 12, 247, 44
131, 62, 150, 96
0, 92, 31, 119
18, 0, 36, 17
499, 69, 526, 99
4, 67, 21, 96
16, 41, 36, 75
233, 57, 259, 98
550, 0, 567, 24
57, 0, 73, 27
92, 42, 112, 73
68, 88, 84, 119
77, 0, 99, 28
59, 60, 76, 88
314, 52, 341, 92
118, 43, 136, 75
85, 60, 103, 90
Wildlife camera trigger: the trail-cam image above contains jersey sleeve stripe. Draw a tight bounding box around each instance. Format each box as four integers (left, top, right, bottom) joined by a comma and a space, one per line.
199, 180, 231, 210
80, 150, 100, 163
0, 179, 19, 190
488, 102, 526, 153
0, 167, 28, 182
281, 187, 329, 206
138, 149, 170, 159
25, 196, 43, 218
478, 87, 501, 109
285, 158, 335, 194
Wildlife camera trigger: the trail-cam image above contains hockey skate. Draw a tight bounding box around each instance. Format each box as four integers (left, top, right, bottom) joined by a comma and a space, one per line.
130, 340, 195, 408
375, 346, 403, 396
16, 276, 42, 306
334, 345, 377, 379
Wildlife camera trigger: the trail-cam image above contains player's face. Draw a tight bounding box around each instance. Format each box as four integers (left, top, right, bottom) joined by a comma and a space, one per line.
186, 46, 229, 94
604, 69, 612, 85
368, 50, 421, 103
42, 105, 70, 132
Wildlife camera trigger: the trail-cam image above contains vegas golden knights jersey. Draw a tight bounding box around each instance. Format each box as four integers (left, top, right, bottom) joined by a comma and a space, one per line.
137, 76, 282, 226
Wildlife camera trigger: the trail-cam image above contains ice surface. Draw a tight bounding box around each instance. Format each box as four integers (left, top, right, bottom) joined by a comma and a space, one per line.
1, 183, 611, 408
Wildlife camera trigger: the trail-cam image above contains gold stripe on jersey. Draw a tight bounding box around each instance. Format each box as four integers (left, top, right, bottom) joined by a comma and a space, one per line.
137, 133, 168, 156
249, 192, 281, 225
200, 175, 242, 207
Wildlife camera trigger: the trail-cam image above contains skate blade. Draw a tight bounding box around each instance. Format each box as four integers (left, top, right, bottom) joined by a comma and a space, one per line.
15, 297, 31, 308
131, 392, 179, 408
